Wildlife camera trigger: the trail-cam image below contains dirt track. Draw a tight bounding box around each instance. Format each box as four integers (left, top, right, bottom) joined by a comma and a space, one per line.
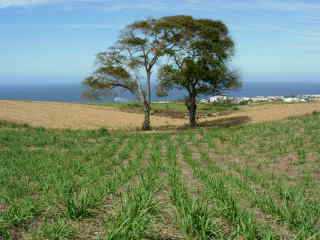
0, 100, 320, 130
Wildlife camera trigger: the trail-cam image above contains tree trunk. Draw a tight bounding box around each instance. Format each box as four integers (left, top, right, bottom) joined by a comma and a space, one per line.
147, 71, 152, 106
186, 95, 197, 128
142, 100, 151, 131
142, 71, 152, 131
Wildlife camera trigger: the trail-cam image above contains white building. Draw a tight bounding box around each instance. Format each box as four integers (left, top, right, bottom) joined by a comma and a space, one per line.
209, 95, 228, 103
251, 96, 269, 102
283, 97, 306, 103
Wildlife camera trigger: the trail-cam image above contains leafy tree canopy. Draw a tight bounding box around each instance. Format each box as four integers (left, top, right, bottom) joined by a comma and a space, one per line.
84, 18, 170, 130
157, 15, 241, 126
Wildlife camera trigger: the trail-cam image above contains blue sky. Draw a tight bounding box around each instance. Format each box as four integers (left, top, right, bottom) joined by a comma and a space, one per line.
0, 0, 319, 84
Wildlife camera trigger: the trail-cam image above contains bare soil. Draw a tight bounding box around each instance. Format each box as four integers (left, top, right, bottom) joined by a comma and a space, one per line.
0, 100, 182, 130
0, 100, 320, 130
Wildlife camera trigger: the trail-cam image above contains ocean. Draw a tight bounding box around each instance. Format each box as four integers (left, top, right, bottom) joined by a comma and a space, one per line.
1, 81, 320, 103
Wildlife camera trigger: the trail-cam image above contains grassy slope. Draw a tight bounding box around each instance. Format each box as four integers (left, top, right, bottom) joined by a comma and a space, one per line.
0, 113, 320, 239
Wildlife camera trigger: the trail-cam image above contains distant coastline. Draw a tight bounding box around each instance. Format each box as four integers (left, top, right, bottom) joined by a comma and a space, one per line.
1, 81, 320, 103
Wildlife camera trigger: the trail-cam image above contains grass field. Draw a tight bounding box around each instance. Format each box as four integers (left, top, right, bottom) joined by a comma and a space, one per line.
1, 112, 320, 239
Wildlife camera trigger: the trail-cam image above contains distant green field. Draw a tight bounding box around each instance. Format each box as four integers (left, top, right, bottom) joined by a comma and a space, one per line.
1, 113, 320, 239
102, 102, 240, 118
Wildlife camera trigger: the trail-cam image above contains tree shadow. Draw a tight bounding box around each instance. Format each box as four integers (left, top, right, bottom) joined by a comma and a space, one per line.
151, 116, 251, 133
198, 115, 251, 128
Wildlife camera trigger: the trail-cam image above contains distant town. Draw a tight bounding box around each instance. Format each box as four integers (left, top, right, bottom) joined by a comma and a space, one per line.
201, 94, 320, 104
154, 94, 320, 105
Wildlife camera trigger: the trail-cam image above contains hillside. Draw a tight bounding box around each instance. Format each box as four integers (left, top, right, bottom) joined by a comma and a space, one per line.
1, 112, 320, 239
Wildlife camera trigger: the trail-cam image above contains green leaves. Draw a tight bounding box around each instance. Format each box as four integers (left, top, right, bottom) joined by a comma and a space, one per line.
155, 15, 241, 126
84, 17, 171, 130
34, 219, 75, 240
157, 15, 240, 95
1, 197, 42, 237
84, 18, 167, 99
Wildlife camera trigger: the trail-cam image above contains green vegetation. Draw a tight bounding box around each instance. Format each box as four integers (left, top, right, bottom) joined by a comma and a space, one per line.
102, 101, 240, 118
1, 113, 320, 239
157, 15, 240, 127
84, 15, 241, 130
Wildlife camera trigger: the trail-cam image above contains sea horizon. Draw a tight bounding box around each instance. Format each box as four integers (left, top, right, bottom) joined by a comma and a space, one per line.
1, 77, 320, 103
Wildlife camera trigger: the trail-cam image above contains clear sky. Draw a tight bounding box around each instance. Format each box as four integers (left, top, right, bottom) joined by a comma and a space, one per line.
0, 0, 319, 84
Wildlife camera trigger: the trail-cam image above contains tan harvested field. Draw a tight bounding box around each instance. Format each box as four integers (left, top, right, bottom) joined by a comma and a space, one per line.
219, 101, 320, 123
0, 100, 183, 130
0, 100, 320, 130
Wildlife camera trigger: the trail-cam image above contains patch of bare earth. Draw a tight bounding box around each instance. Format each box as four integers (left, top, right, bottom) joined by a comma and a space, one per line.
1, 100, 320, 130
270, 154, 299, 177
0, 203, 7, 213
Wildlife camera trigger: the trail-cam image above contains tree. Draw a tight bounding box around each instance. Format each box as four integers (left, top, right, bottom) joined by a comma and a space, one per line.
157, 16, 241, 127
84, 19, 166, 130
